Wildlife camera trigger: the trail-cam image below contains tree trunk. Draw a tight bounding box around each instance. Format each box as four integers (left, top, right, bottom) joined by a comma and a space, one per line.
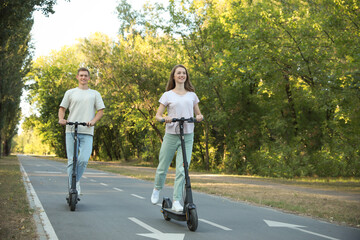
204, 121, 210, 170
283, 73, 298, 135
0, 135, 2, 156
3, 138, 11, 156
62, 130, 67, 158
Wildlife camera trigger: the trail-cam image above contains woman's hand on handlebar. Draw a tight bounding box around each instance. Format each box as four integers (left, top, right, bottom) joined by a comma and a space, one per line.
196, 114, 204, 122
58, 119, 67, 126
163, 116, 173, 123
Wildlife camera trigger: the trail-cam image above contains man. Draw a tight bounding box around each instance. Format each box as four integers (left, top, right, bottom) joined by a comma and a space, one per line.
58, 67, 105, 195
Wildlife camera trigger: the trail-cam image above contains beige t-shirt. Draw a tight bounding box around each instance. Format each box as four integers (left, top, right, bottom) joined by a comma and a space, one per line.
60, 87, 105, 135
159, 90, 200, 134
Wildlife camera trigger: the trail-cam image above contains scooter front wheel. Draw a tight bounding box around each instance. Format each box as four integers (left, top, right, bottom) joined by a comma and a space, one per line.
187, 208, 198, 231
70, 193, 77, 211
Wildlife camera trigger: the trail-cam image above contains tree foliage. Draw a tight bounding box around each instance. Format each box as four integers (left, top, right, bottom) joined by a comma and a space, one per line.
0, 0, 65, 156
26, 0, 360, 177
12, 115, 53, 155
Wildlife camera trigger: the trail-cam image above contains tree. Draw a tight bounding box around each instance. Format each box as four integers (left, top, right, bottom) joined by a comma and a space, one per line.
0, 0, 67, 156
27, 45, 82, 157
12, 116, 53, 155
28, 0, 360, 177
81, 31, 184, 161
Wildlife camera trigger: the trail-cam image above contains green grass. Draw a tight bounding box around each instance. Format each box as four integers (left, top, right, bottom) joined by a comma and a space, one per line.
0, 156, 37, 239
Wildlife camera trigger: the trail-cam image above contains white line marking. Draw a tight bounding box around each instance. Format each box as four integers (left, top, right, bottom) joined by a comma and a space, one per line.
34, 171, 62, 174
82, 176, 88, 179
296, 228, 340, 240
100, 183, 108, 186
20, 163, 59, 240
156, 203, 162, 207
84, 172, 108, 175
113, 187, 123, 192
131, 194, 145, 199
199, 218, 232, 230
90, 179, 97, 182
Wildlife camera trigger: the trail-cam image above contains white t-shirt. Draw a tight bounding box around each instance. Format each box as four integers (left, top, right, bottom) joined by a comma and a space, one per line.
60, 87, 105, 135
159, 90, 200, 134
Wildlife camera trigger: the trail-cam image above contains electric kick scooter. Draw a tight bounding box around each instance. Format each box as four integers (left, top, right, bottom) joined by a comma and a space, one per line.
66, 121, 87, 211
160, 117, 200, 231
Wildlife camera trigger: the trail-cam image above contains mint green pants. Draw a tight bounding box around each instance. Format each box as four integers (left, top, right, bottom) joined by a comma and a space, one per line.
154, 132, 194, 201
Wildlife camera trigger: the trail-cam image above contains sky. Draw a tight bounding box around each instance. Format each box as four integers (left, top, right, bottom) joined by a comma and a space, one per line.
20, 0, 167, 132
31, 0, 167, 59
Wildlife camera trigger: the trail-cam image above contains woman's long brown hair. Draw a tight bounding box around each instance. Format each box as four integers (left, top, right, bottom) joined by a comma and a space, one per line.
165, 64, 195, 92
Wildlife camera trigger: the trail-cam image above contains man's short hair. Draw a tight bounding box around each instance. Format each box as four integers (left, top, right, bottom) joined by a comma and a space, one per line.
77, 67, 90, 76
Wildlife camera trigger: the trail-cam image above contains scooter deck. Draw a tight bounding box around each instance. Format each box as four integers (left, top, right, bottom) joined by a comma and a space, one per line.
162, 208, 186, 221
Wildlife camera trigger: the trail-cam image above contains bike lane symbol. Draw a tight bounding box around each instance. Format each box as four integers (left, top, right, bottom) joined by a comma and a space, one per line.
264, 220, 339, 240
129, 217, 185, 240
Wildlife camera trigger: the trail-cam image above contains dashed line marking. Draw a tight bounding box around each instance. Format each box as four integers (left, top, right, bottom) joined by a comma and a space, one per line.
90, 179, 97, 182
199, 219, 232, 231
85, 172, 108, 175
131, 194, 145, 199
100, 183, 108, 186
113, 188, 123, 192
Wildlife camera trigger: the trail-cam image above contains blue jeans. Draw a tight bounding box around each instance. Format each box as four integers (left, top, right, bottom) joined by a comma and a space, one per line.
66, 133, 93, 185
154, 132, 194, 201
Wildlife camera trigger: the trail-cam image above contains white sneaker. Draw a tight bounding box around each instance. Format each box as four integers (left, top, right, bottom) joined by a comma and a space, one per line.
151, 188, 160, 204
172, 201, 183, 212
76, 181, 81, 195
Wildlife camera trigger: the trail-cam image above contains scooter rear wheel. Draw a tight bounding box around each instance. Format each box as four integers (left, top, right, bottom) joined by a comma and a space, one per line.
162, 198, 172, 221
187, 208, 198, 231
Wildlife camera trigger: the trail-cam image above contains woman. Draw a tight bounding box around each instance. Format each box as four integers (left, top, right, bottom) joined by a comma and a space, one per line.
151, 64, 203, 212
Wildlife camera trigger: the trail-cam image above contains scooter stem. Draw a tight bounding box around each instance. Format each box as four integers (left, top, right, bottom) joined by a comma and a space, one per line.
71, 124, 78, 191
179, 119, 193, 205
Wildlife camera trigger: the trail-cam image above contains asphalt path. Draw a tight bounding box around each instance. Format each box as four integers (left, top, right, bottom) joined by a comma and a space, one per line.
19, 155, 360, 240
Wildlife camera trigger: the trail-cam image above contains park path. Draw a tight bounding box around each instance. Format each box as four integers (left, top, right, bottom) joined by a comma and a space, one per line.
91, 162, 360, 202
20, 155, 360, 240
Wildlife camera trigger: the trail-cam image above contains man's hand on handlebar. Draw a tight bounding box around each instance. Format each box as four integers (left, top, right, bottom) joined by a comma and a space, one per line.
58, 119, 67, 126
86, 121, 95, 127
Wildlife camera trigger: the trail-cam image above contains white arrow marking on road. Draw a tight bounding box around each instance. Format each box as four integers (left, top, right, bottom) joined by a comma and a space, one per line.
264, 220, 340, 240
129, 217, 185, 240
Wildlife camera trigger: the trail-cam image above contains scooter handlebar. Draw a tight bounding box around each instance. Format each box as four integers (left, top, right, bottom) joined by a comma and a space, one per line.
159, 117, 204, 123
66, 122, 87, 126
